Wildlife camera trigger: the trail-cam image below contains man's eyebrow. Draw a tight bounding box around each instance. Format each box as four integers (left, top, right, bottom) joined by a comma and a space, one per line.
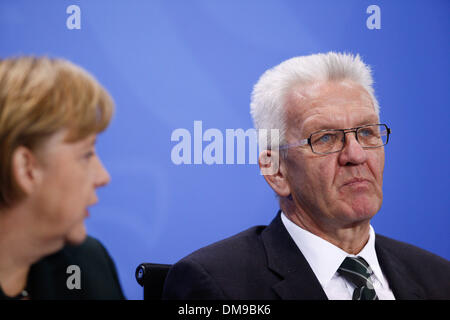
304, 122, 336, 132
303, 116, 379, 133
354, 116, 380, 127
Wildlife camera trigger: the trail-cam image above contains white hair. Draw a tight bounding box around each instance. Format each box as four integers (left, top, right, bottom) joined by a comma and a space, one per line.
250, 52, 379, 148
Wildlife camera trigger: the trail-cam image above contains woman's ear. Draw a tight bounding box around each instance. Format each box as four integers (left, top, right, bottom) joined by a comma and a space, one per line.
259, 149, 291, 197
11, 146, 42, 196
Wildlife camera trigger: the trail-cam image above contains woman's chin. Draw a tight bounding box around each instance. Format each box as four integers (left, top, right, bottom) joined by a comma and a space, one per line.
65, 223, 88, 245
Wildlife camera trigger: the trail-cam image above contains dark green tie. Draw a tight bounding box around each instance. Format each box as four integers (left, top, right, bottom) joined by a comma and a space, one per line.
338, 256, 379, 300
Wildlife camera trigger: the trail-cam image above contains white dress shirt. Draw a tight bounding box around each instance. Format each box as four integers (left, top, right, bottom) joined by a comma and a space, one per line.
281, 212, 396, 300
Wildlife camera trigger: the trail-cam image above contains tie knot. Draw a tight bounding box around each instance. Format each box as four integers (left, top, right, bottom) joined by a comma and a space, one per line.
338, 256, 374, 288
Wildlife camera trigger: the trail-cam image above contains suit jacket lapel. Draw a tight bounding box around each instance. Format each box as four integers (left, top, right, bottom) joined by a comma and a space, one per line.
261, 211, 327, 300
375, 235, 424, 299
261, 212, 426, 300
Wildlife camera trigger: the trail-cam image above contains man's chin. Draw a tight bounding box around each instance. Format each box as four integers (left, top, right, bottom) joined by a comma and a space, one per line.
336, 196, 381, 223
347, 202, 380, 222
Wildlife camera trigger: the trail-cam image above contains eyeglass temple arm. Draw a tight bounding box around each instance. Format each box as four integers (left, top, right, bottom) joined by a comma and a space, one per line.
279, 138, 308, 150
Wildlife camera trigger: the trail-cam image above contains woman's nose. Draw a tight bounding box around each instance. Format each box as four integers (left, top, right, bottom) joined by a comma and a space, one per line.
94, 157, 111, 188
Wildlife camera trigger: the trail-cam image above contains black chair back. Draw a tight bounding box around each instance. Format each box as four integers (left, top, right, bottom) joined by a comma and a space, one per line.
135, 263, 172, 300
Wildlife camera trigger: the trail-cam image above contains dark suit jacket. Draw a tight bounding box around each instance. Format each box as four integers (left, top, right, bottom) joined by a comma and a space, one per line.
162, 212, 450, 300
0, 236, 124, 300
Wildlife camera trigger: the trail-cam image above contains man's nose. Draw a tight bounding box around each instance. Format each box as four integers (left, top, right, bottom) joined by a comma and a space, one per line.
338, 131, 367, 166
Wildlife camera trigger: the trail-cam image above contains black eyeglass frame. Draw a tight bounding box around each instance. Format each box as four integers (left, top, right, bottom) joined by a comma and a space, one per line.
279, 123, 391, 155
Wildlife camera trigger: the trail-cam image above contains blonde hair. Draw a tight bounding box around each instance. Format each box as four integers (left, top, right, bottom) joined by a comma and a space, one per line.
0, 57, 114, 208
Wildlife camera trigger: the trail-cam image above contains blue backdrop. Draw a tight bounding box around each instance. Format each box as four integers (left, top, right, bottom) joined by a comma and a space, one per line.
1, 0, 448, 300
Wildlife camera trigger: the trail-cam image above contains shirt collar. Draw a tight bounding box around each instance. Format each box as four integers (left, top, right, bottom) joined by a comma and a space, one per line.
280, 211, 387, 288
357, 228, 387, 287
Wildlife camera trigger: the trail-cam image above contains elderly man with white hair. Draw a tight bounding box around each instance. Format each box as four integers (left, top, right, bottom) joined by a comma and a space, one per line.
162, 52, 450, 300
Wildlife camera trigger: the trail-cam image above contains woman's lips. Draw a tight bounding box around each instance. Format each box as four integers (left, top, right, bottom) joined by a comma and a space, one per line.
85, 198, 98, 217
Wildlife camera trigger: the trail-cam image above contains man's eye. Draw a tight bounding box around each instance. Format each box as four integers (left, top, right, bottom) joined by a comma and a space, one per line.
360, 129, 374, 137
315, 133, 336, 144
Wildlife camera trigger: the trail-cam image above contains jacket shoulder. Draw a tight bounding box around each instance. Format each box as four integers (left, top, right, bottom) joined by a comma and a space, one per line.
376, 233, 450, 299
376, 234, 449, 267
35, 235, 125, 300
185, 225, 267, 263
163, 225, 279, 299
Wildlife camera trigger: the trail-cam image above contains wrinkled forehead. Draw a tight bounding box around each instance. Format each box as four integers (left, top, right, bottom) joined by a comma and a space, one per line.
285, 80, 378, 134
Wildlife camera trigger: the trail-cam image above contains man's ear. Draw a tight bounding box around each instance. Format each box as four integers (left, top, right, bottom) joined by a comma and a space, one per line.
11, 146, 43, 196
259, 149, 291, 197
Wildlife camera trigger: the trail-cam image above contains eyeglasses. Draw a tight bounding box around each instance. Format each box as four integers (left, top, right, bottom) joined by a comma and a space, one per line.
280, 123, 391, 155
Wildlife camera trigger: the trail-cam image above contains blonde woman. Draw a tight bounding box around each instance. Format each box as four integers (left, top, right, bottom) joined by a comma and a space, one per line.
0, 57, 124, 299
